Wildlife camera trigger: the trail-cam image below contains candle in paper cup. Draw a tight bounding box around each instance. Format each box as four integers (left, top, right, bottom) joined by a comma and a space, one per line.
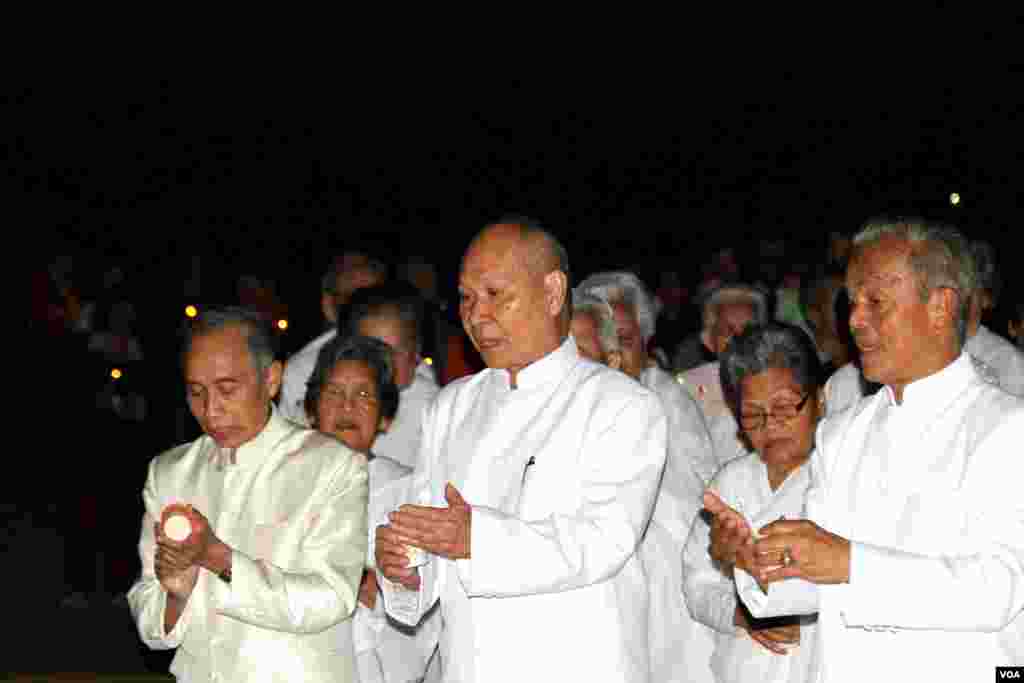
161, 503, 194, 542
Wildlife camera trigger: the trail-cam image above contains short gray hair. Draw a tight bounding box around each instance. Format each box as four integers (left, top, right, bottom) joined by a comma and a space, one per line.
702, 284, 769, 333
571, 291, 621, 353
719, 322, 824, 415
183, 306, 277, 375
576, 271, 659, 342
852, 218, 975, 347
970, 240, 1001, 307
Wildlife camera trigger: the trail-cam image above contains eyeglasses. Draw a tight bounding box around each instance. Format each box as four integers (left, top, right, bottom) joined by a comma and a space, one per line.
739, 392, 812, 431
320, 386, 378, 412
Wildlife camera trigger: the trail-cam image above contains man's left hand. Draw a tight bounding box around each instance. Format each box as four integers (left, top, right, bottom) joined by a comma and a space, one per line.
752, 519, 850, 586
388, 483, 471, 560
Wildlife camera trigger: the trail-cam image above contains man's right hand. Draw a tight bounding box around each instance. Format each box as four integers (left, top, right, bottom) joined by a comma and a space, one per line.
375, 523, 421, 591
154, 522, 199, 600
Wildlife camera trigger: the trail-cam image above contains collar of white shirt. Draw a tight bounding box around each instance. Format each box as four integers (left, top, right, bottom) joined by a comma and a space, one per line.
881, 351, 973, 412
492, 335, 579, 392
211, 404, 293, 470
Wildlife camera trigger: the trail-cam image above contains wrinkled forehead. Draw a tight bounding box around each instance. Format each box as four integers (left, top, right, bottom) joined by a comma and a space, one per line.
846, 238, 915, 291
460, 233, 531, 283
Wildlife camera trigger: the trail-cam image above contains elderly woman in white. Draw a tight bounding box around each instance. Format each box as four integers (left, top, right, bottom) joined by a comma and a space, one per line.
683, 322, 824, 683
570, 290, 623, 370
577, 270, 719, 683
306, 335, 439, 683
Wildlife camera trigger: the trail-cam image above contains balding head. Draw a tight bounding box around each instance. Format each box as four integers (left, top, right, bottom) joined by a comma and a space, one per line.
459, 218, 571, 384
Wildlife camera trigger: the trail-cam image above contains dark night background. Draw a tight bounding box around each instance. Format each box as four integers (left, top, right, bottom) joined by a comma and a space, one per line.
17, 41, 1024, 673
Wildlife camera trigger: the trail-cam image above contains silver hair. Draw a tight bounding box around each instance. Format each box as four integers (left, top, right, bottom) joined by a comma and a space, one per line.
183, 306, 277, 375
852, 218, 975, 347
702, 284, 769, 333
571, 291, 621, 353
576, 271, 659, 342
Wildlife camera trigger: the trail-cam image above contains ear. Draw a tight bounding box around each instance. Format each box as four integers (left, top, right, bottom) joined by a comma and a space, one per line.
543, 270, 568, 318
377, 415, 393, 434
606, 350, 623, 371
927, 287, 959, 337
321, 293, 337, 323
265, 360, 284, 400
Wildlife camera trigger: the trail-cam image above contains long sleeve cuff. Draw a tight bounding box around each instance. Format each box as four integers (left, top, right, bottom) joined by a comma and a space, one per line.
735, 566, 820, 619
213, 548, 269, 621
157, 586, 195, 647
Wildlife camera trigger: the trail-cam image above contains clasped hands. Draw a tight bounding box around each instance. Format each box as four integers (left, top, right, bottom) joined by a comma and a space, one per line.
154, 506, 227, 600
375, 483, 471, 590
703, 490, 851, 587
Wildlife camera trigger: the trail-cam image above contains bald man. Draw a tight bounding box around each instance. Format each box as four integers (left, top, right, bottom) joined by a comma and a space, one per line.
375, 218, 667, 683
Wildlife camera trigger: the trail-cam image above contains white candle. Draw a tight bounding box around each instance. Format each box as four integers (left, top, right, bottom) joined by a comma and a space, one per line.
164, 514, 192, 542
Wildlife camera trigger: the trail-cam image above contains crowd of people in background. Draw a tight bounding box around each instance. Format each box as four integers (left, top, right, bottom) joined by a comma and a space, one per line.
33, 215, 1023, 681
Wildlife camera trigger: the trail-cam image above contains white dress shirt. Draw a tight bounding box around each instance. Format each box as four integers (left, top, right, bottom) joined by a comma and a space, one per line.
967, 324, 1024, 396
680, 361, 751, 469
735, 353, 1024, 681
357, 455, 441, 683
280, 329, 337, 424
374, 362, 440, 469
683, 454, 817, 683
127, 407, 369, 683
639, 364, 719, 683
381, 337, 667, 683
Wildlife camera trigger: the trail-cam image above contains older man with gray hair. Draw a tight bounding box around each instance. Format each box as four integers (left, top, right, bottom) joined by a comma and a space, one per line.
705, 218, 1024, 681
577, 270, 719, 683
375, 220, 668, 683
825, 237, 1024, 413
570, 290, 623, 370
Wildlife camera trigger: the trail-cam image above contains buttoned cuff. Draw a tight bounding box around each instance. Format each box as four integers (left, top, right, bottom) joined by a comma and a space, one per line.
734, 566, 820, 619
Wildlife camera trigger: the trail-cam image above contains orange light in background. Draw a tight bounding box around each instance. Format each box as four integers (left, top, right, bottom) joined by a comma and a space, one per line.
949, 192, 961, 206
276, 319, 289, 331
185, 305, 198, 318
424, 357, 433, 366
111, 368, 123, 380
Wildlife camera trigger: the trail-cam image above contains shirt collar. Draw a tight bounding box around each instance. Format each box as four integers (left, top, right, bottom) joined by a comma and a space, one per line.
210, 403, 291, 470
881, 351, 973, 411
493, 336, 578, 391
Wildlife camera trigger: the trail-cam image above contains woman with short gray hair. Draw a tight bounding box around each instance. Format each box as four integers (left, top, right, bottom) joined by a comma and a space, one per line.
683, 322, 823, 683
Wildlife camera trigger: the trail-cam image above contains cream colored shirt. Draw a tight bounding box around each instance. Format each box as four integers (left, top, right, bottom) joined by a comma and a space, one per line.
128, 407, 369, 683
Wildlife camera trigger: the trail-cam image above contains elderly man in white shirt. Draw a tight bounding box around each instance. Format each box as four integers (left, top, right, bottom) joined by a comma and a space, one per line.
279, 251, 386, 424
127, 307, 369, 683
578, 270, 719, 683
705, 218, 1024, 682
680, 284, 770, 470
374, 219, 668, 683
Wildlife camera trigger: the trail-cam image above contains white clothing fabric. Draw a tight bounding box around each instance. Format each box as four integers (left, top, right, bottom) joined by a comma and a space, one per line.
735, 353, 1024, 681
374, 363, 440, 469
280, 329, 337, 424
639, 365, 719, 683
683, 454, 817, 683
680, 361, 750, 469
967, 324, 1024, 396
381, 337, 667, 683
127, 407, 369, 683
825, 326, 1023, 416
356, 456, 441, 683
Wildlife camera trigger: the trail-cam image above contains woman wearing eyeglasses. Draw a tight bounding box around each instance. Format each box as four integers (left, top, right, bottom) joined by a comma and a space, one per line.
682, 322, 825, 683
306, 335, 439, 683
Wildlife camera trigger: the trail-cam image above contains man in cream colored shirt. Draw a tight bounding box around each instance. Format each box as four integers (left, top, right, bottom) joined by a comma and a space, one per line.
705, 219, 1024, 681
127, 307, 369, 683
375, 218, 668, 683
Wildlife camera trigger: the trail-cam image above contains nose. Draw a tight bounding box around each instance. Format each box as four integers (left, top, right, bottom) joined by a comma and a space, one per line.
462, 295, 492, 327
848, 299, 867, 333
